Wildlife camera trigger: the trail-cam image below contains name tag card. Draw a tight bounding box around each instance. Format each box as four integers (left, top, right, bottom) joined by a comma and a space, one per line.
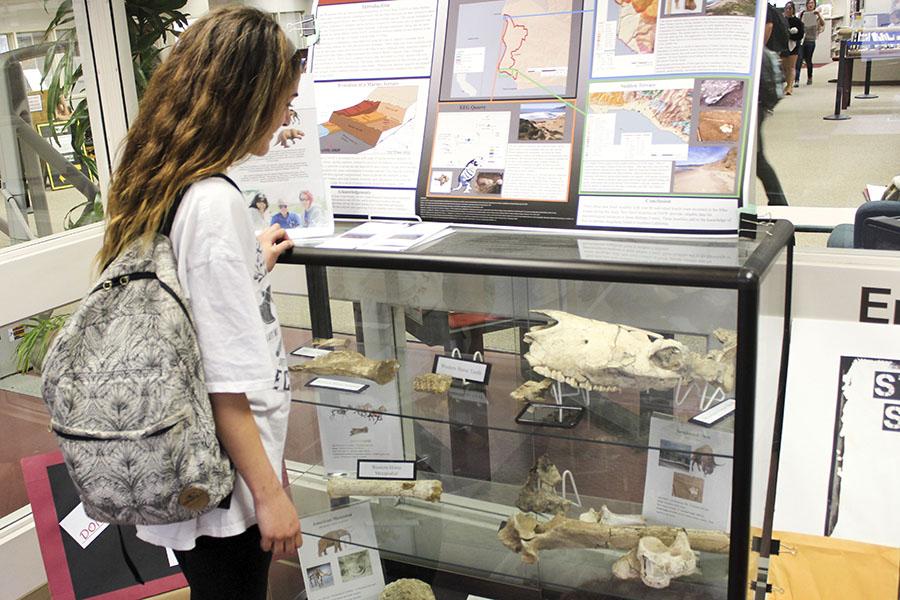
357, 460, 416, 480
306, 378, 368, 393
433, 355, 491, 384
690, 398, 736, 427
59, 503, 109, 549
291, 346, 332, 358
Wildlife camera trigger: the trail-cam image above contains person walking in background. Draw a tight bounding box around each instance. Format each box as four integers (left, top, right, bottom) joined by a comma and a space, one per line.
757, 3, 789, 206
782, 2, 804, 93
796, 0, 825, 85
248, 192, 271, 232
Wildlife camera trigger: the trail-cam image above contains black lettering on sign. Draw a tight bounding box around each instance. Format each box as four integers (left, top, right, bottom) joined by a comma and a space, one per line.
859, 287, 891, 324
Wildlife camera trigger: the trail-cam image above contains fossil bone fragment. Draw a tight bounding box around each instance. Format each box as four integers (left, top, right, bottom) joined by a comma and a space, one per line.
579, 506, 647, 526
516, 455, 571, 515
690, 328, 737, 393
311, 337, 350, 349
510, 378, 553, 403
379, 578, 436, 600
613, 531, 698, 588
289, 350, 399, 385
327, 478, 442, 502
413, 373, 453, 394
523, 311, 736, 393
498, 512, 728, 564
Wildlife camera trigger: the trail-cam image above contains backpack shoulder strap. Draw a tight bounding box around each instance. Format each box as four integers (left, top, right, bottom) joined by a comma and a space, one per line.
159, 173, 242, 236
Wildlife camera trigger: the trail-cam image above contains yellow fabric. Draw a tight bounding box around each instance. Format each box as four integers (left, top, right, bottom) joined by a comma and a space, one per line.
754, 529, 899, 600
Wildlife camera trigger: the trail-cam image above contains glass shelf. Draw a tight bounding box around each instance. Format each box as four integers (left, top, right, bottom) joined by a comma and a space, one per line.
289, 341, 737, 460
289, 475, 730, 600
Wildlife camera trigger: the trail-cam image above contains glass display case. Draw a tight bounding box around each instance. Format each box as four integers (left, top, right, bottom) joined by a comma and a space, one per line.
280, 220, 793, 600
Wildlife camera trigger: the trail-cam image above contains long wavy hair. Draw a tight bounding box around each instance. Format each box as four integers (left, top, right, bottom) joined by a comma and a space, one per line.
97, 6, 303, 269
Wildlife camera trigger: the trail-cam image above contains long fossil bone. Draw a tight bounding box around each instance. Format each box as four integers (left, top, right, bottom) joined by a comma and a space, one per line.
498, 512, 729, 564
290, 350, 399, 385
327, 478, 442, 502
612, 531, 698, 588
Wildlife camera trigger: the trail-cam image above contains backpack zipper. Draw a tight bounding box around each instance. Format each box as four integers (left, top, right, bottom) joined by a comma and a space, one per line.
52, 420, 181, 441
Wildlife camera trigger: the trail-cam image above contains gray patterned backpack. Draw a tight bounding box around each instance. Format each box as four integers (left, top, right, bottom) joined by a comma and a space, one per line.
41, 176, 236, 525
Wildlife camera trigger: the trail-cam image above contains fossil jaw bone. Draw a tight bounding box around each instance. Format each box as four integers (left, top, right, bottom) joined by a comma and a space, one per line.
510, 378, 554, 403
290, 350, 400, 385
498, 512, 729, 564
612, 530, 698, 588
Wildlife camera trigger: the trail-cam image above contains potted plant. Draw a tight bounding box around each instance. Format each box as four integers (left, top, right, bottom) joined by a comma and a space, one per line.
41, 0, 190, 226
15, 314, 69, 375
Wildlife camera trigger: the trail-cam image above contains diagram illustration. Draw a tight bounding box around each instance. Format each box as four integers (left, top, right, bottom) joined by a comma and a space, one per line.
319, 86, 418, 154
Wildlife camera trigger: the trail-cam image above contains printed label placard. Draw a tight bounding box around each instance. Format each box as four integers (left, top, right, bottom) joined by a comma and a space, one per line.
59, 503, 109, 549
357, 460, 416, 480
307, 378, 369, 393
291, 346, 333, 358
690, 398, 736, 427
433, 355, 491, 384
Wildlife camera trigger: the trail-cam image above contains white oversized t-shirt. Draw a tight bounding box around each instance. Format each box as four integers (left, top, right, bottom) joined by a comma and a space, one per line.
136, 176, 291, 551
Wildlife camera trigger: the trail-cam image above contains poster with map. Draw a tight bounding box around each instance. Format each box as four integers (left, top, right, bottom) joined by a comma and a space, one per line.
440, 0, 583, 101
313, 0, 765, 233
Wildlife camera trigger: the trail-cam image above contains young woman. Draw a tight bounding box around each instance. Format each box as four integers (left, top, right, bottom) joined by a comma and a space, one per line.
96, 7, 304, 598
782, 2, 804, 93
248, 192, 271, 231
797, 0, 825, 85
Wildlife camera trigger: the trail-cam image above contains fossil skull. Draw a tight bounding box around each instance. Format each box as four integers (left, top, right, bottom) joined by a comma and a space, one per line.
523, 310, 689, 393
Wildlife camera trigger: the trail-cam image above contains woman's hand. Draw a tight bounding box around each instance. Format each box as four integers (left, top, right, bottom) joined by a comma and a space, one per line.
255, 486, 302, 554
258, 224, 293, 272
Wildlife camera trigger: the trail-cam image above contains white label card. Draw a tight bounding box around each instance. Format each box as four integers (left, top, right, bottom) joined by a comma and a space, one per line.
433, 356, 491, 384
291, 346, 332, 358
690, 398, 736, 426
357, 460, 416, 480
59, 503, 109, 549
165, 547, 179, 567
307, 378, 368, 393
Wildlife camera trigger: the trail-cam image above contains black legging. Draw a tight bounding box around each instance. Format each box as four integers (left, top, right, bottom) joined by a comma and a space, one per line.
756, 110, 788, 206
796, 40, 816, 81
173, 525, 272, 600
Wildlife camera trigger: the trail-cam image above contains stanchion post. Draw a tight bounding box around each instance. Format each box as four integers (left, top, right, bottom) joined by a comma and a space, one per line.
824, 39, 851, 120
854, 59, 879, 99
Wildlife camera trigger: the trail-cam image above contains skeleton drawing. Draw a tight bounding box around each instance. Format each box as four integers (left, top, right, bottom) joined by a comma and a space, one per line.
317, 528, 352, 556
450, 157, 481, 193
349, 426, 369, 437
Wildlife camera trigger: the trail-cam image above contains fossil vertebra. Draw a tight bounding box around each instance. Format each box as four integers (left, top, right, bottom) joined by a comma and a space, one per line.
516, 455, 570, 515
327, 478, 442, 502
290, 350, 399, 385
612, 530, 698, 588
579, 505, 646, 526
523, 311, 736, 393
498, 512, 728, 564
413, 373, 453, 394
379, 578, 435, 600
510, 378, 553, 403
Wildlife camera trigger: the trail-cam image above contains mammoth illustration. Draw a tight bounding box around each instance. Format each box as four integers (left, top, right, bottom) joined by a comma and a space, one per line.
317, 528, 352, 556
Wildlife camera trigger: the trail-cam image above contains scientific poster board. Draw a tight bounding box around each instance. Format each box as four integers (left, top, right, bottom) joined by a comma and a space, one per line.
310, 0, 765, 234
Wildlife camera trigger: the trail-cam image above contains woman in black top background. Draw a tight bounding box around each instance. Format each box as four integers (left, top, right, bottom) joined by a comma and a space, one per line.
781, 2, 804, 93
